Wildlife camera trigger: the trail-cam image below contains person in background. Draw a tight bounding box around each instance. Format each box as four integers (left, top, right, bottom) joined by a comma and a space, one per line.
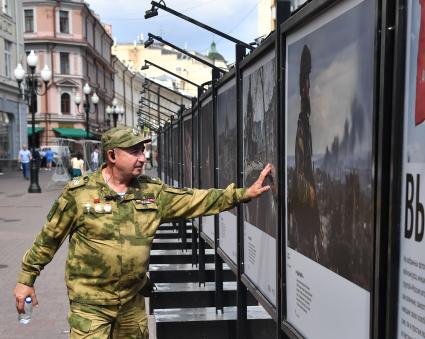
18, 145, 31, 180
45, 148, 54, 171
70, 153, 85, 179
144, 148, 152, 169
91, 147, 100, 171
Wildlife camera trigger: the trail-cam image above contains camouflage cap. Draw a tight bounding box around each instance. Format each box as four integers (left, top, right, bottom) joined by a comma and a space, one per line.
101, 127, 151, 151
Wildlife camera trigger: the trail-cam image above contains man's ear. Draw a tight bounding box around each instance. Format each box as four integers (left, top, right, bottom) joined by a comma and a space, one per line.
107, 150, 116, 162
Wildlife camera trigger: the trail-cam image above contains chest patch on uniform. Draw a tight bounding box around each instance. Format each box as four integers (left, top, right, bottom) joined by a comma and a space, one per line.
47, 200, 59, 221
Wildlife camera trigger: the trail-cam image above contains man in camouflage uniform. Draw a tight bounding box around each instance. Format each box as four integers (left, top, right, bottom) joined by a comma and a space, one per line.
14, 126, 272, 338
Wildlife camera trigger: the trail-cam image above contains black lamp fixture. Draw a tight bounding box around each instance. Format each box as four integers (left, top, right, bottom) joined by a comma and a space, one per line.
144, 1, 254, 51
144, 0, 164, 19
144, 35, 155, 48
14, 50, 52, 193
74, 83, 99, 139
145, 33, 226, 74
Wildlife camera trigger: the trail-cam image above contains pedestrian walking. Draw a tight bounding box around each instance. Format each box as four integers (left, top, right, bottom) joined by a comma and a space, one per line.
14, 126, 272, 339
18, 145, 31, 180
45, 148, 54, 171
91, 147, 100, 171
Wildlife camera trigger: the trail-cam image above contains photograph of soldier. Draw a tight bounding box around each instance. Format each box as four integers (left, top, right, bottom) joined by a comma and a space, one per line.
14, 126, 273, 339
200, 99, 214, 189
183, 117, 192, 187
243, 51, 278, 239
290, 45, 321, 261
286, 0, 374, 291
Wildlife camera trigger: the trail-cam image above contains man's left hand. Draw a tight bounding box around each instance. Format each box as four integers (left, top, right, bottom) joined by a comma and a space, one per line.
245, 163, 272, 199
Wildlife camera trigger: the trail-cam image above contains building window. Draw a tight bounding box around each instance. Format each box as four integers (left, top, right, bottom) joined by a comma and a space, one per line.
0, 112, 12, 160
2, 0, 10, 15
59, 10, 69, 34
4, 40, 12, 78
24, 9, 34, 32
61, 93, 70, 114
60, 52, 70, 74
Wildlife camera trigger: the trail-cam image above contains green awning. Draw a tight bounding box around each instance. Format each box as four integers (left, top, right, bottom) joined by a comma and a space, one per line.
27, 127, 44, 136
53, 128, 93, 139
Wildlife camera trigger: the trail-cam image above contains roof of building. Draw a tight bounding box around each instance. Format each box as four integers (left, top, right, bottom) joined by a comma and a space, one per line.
208, 41, 225, 62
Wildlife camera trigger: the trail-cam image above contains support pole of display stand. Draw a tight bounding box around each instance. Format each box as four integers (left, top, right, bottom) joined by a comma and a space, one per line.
212, 67, 224, 312
235, 43, 248, 339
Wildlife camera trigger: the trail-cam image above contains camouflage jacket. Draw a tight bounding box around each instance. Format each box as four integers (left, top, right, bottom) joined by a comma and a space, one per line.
18, 169, 249, 305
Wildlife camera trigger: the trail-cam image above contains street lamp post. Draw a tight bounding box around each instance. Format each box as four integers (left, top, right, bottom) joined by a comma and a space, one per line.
14, 50, 52, 193
74, 83, 99, 139
106, 98, 124, 128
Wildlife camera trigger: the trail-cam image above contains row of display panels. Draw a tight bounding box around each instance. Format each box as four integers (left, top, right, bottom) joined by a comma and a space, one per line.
157, 0, 423, 337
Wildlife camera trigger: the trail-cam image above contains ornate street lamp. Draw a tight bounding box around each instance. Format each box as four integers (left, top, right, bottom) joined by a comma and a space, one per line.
14, 50, 52, 193
74, 83, 99, 139
106, 98, 124, 128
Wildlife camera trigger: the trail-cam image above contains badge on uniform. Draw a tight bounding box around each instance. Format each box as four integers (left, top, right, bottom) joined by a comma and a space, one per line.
47, 200, 59, 221
83, 202, 92, 213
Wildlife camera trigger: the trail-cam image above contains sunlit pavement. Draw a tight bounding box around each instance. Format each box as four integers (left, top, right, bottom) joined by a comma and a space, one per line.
0, 166, 158, 339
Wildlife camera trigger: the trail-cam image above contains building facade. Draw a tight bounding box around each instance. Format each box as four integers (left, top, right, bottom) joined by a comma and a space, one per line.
113, 38, 228, 97
21, 0, 114, 145
111, 56, 145, 129
257, 0, 307, 38
0, 0, 27, 169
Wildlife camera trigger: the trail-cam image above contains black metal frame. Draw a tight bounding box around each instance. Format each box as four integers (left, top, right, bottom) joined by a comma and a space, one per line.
215, 71, 238, 275
385, 0, 407, 337
142, 86, 182, 108
141, 96, 178, 115
144, 77, 194, 102
146, 33, 226, 75
146, 1, 254, 51
279, 0, 388, 337
143, 60, 203, 89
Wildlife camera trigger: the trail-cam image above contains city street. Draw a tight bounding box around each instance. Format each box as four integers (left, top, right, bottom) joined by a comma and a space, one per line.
0, 167, 157, 339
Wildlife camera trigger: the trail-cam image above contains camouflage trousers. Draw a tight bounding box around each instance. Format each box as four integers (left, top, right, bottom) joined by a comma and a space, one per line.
67, 293, 148, 339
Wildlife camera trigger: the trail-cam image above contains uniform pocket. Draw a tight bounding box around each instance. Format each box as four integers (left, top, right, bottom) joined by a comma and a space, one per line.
133, 201, 159, 238
68, 313, 92, 333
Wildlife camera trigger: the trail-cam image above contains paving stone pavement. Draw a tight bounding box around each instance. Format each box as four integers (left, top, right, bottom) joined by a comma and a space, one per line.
0, 166, 158, 339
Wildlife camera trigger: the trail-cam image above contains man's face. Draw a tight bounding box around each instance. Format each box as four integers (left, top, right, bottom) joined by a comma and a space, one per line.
113, 143, 146, 177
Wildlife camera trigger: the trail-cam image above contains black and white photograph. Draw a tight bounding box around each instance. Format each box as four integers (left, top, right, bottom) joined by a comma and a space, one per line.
242, 49, 278, 306
200, 98, 214, 189
242, 50, 278, 239
217, 80, 238, 263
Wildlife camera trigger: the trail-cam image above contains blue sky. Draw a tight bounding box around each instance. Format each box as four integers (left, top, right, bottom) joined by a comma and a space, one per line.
86, 0, 261, 64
